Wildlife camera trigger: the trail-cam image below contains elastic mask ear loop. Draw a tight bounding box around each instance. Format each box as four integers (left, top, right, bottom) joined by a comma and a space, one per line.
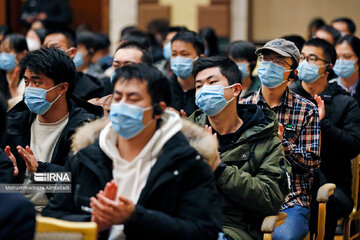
224, 84, 236, 104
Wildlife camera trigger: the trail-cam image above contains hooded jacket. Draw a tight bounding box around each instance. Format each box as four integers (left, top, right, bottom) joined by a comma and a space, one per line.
42, 116, 222, 240
291, 80, 360, 196
3, 97, 98, 183
73, 72, 104, 101
188, 104, 291, 240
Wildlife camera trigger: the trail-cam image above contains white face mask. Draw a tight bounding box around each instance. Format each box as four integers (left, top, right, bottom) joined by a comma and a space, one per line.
26, 38, 41, 51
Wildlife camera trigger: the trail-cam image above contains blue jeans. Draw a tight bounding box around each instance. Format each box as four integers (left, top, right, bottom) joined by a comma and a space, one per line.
273, 204, 310, 240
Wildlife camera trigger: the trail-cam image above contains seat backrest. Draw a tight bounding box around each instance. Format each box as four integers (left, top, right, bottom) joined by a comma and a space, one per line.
35, 216, 97, 240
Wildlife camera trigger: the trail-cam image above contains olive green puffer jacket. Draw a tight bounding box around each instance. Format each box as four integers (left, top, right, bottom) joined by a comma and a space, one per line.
188, 104, 292, 240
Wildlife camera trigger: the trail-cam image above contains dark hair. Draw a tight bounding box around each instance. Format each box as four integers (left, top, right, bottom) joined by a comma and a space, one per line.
121, 29, 150, 49
171, 31, 205, 56
168, 26, 188, 33
147, 19, 169, 41
336, 35, 360, 74
283, 35, 306, 52
4, 34, 29, 53
193, 56, 242, 85
77, 31, 97, 54
45, 27, 77, 47
112, 63, 171, 106
94, 33, 110, 50
19, 47, 75, 100
199, 27, 219, 56
0, 92, 7, 137
308, 18, 326, 39
332, 17, 356, 35
115, 41, 153, 66
33, 29, 46, 44
227, 40, 257, 79
304, 38, 337, 79
318, 25, 341, 44
0, 25, 13, 42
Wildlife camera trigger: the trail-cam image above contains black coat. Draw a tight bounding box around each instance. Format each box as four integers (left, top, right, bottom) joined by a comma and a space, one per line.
42, 133, 222, 240
0, 149, 14, 183
0, 70, 10, 100
3, 98, 98, 183
73, 72, 105, 101
169, 75, 198, 116
291, 81, 360, 196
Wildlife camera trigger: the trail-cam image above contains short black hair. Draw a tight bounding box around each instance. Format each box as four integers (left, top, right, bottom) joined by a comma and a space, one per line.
147, 19, 169, 41
336, 35, 360, 74
0, 92, 7, 137
45, 27, 77, 48
193, 56, 242, 85
332, 17, 356, 35
4, 34, 28, 53
283, 35, 306, 52
199, 27, 219, 56
318, 25, 341, 44
112, 63, 171, 106
94, 33, 110, 50
77, 31, 97, 54
115, 41, 153, 66
304, 38, 337, 79
168, 26, 188, 33
308, 18, 326, 39
33, 28, 46, 44
227, 40, 257, 79
19, 47, 75, 100
121, 29, 151, 49
171, 31, 205, 56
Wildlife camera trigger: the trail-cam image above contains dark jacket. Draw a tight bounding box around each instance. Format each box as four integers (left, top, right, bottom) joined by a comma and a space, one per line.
0, 70, 10, 100
73, 72, 104, 101
169, 75, 198, 116
42, 119, 222, 240
0, 149, 14, 183
291, 80, 360, 196
20, 0, 72, 27
3, 97, 97, 183
240, 76, 261, 100
188, 104, 291, 240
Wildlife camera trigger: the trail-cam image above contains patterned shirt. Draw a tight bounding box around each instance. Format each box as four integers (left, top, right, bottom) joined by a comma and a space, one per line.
241, 87, 320, 209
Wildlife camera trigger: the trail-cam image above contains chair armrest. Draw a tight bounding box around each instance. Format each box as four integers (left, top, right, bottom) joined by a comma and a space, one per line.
261, 212, 287, 233
316, 183, 336, 203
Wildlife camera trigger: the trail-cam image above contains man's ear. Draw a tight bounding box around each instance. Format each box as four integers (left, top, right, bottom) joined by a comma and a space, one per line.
154, 101, 167, 119
68, 47, 77, 59
233, 83, 242, 97
59, 82, 69, 95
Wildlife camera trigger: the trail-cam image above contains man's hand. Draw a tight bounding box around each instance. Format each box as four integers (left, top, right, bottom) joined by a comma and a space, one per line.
205, 125, 221, 171
278, 123, 284, 142
5, 146, 18, 176
91, 180, 118, 232
90, 194, 135, 227
179, 109, 187, 119
17, 145, 38, 173
314, 95, 325, 120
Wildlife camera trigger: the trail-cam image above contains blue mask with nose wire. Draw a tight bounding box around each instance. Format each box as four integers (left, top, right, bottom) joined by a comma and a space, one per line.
333, 59, 357, 79
109, 101, 153, 139
73, 52, 84, 68
0, 53, 16, 72
163, 42, 171, 60
195, 85, 235, 116
24, 84, 62, 115
237, 63, 249, 79
297, 61, 326, 84
258, 61, 291, 88
171, 57, 197, 79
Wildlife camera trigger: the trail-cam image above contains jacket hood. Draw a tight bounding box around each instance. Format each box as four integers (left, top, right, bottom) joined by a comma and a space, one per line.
71, 112, 219, 165
189, 104, 279, 143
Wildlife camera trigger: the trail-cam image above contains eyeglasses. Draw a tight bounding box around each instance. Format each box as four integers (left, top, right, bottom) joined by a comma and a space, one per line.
300, 54, 329, 64
258, 54, 292, 67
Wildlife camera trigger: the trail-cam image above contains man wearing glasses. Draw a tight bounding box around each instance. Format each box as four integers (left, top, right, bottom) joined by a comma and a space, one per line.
242, 39, 320, 240
291, 38, 360, 239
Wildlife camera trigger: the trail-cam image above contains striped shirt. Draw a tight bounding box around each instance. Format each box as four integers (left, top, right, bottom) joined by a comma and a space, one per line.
241, 87, 320, 209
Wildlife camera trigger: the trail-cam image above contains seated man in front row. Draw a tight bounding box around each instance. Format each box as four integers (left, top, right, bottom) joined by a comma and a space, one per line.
42, 64, 222, 240
188, 56, 292, 240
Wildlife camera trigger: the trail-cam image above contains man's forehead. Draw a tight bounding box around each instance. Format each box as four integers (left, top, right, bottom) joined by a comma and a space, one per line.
196, 67, 222, 81
114, 48, 142, 62
302, 45, 324, 56
44, 34, 69, 48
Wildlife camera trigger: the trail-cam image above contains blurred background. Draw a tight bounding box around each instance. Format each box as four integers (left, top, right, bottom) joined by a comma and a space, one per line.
1, 0, 359, 52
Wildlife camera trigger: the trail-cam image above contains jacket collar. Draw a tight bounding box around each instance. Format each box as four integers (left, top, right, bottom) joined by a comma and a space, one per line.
255, 87, 294, 109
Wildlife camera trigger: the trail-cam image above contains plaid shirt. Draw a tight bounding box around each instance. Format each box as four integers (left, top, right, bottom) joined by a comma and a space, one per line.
241, 87, 320, 209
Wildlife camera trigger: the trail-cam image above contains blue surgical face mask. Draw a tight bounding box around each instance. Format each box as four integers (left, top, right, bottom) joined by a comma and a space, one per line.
297, 61, 326, 84
258, 61, 291, 88
170, 56, 197, 79
0, 52, 16, 72
98, 55, 112, 67
237, 63, 249, 79
196, 85, 235, 116
333, 59, 358, 79
110, 70, 116, 83
24, 84, 62, 115
163, 42, 171, 60
109, 101, 153, 139
73, 52, 84, 68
